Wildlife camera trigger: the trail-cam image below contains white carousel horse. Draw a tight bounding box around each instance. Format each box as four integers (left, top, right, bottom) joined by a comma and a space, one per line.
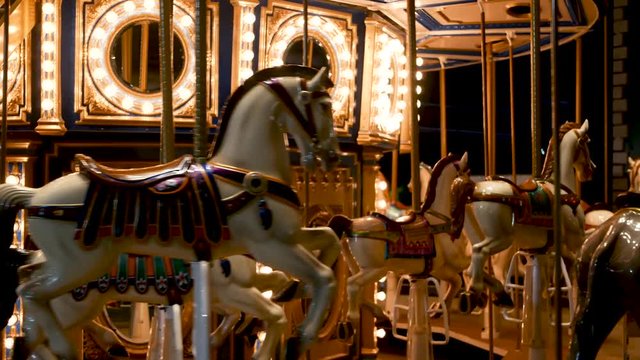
14, 251, 289, 358
328, 153, 471, 326
462, 120, 595, 310
0, 66, 340, 359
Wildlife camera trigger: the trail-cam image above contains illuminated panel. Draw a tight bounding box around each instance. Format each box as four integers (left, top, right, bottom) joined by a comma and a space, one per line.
231, 0, 259, 90
36, 0, 66, 135
76, 0, 218, 126
357, 16, 410, 148
3, 161, 25, 359
261, 1, 357, 134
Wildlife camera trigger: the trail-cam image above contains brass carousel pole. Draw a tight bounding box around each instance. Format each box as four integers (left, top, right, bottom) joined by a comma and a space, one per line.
439, 57, 447, 158
405, 0, 432, 358
302, 0, 310, 223
551, 0, 562, 358
478, 2, 495, 358
153, 1, 184, 358
575, 37, 582, 197
192, 0, 211, 358
159, 0, 175, 164
530, 0, 542, 176
507, 32, 522, 350
0, 0, 9, 184
0, 1, 9, 358
508, 33, 517, 183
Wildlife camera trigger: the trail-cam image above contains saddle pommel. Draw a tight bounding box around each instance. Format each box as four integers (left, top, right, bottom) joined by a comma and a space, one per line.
74, 154, 195, 187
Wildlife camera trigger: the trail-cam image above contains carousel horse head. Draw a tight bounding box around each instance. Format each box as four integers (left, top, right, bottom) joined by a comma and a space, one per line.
627, 156, 640, 192
541, 119, 594, 184
210, 65, 339, 172
264, 66, 338, 172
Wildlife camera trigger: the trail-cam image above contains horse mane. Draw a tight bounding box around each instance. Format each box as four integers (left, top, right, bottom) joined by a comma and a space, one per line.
419, 153, 460, 214
540, 121, 580, 180
207, 65, 327, 158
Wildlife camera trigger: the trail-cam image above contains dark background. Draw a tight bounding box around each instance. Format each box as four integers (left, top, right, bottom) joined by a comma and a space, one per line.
381, 19, 609, 207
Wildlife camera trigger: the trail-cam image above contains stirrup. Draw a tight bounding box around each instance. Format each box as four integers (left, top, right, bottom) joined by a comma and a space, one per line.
390, 275, 449, 344
502, 250, 526, 324
548, 252, 575, 327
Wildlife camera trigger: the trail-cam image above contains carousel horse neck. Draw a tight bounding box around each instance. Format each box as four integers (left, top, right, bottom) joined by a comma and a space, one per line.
539, 121, 592, 194
419, 154, 461, 222
209, 67, 334, 182
418, 162, 432, 204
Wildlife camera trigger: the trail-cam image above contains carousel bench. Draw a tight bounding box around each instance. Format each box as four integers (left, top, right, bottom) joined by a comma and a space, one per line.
74, 153, 195, 187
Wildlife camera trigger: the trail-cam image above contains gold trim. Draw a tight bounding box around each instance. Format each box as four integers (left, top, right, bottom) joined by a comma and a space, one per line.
74, 0, 218, 127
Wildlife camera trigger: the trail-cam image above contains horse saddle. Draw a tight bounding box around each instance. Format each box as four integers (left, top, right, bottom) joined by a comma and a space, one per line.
357, 212, 436, 259
74, 153, 195, 188
73, 154, 225, 248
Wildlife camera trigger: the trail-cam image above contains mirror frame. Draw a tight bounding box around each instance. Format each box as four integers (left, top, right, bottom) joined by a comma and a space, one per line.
75, 0, 219, 126
261, 1, 357, 135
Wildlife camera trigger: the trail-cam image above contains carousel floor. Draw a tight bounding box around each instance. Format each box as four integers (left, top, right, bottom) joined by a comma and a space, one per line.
378, 309, 640, 360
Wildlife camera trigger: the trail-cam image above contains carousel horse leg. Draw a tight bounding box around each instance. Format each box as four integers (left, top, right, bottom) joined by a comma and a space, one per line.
218, 285, 286, 360
346, 268, 388, 324
569, 283, 625, 360
274, 227, 341, 302
210, 309, 243, 349
84, 320, 128, 357
242, 238, 335, 355
19, 275, 78, 359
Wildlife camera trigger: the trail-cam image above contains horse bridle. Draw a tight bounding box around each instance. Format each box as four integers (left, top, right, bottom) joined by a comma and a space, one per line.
261, 78, 331, 146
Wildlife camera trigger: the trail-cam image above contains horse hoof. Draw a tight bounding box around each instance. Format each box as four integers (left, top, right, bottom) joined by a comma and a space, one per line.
272, 280, 301, 302
106, 344, 129, 358
493, 291, 515, 309
337, 321, 355, 341
458, 292, 475, 314
477, 292, 489, 308
285, 336, 303, 360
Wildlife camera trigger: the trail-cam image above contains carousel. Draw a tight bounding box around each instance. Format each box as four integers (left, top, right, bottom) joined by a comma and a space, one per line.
0, 0, 632, 359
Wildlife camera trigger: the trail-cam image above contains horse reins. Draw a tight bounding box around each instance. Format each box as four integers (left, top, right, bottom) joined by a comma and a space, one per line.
261, 78, 330, 146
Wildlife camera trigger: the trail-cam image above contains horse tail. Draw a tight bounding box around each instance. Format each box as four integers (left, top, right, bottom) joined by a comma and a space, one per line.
0, 183, 34, 328
327, 215, 360, 274
327, 214, 352, 239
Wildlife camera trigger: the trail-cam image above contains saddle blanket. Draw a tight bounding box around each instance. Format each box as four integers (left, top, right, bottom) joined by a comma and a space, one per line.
385, 215, 435, 259
71, 254, 192, 301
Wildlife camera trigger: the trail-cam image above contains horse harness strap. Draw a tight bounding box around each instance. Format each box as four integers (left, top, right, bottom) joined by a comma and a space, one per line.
262, 78, 329, 144
211, 163, 301, 211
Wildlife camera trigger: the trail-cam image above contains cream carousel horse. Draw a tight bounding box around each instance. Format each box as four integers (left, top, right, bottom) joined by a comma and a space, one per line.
328, 153, 471, 327
0, 66, 340, 359
10, 251, 289, 359
462, 120, 594, 311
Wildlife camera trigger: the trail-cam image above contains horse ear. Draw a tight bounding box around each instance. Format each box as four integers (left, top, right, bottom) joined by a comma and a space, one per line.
577, 119, 589, 137
459, 152, 469, 171
309, 67, 332, 91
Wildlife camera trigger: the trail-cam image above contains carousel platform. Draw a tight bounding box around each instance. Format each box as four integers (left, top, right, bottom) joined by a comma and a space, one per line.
378, 308, 640, 359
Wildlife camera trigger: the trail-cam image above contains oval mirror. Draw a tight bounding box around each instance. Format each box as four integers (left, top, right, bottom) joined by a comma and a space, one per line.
110, 21, 186, 94
283, 37, 331, 73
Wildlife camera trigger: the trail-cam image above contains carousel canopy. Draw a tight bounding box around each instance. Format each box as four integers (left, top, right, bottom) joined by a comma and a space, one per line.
325, 0, 599, 70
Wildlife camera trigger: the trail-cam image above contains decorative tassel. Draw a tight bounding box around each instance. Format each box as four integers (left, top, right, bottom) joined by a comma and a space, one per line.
258, 199, 272, 230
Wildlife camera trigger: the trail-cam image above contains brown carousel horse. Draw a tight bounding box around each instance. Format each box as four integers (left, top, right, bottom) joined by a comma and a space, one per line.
0, 65, 340, 359
568, 207, 640, 360
328, 153, 472, 327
